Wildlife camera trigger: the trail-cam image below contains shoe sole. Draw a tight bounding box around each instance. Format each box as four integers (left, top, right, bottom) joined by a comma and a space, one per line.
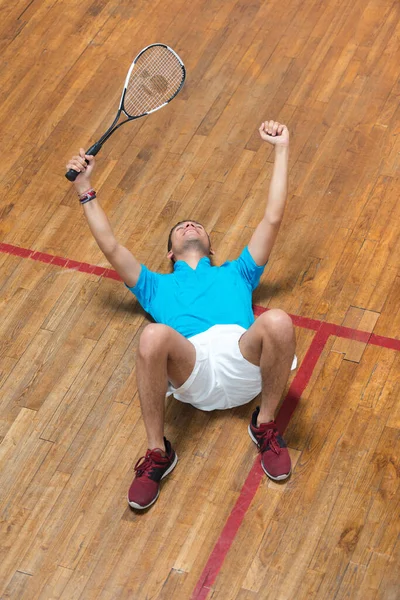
128, 452, 178, 510
248, 426, 291, 481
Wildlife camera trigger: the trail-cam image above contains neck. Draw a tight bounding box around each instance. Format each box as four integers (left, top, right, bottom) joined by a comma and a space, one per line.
174, 251, 208, 269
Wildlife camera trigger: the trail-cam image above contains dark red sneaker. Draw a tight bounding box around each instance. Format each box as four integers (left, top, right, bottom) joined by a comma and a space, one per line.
248, 407, 291, 481
128, 438, 177, 510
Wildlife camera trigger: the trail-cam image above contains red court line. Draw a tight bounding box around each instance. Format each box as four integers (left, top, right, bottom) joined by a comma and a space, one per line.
0, 243, 33, 258
0, 242, 122, 281
254, 306, 399, 348
276, 326, 331, 433
253, 304, 321, 331
369, 334, 400, 352
192, 460, 265, 600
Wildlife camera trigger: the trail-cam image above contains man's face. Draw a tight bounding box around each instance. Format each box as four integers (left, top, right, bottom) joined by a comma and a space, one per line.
168, 221, 211, 260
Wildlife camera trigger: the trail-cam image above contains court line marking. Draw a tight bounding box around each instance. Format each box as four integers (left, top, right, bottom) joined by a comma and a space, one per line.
1, 242, 399, 598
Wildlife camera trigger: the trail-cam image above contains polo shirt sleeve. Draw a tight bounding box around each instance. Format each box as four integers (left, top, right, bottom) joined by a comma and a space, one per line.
125, 264, 160, 313
235, 246, 266, 290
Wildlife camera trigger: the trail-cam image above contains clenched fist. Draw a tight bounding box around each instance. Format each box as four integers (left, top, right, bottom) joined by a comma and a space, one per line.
66, 148, 96, 191
259, 121, 289, 147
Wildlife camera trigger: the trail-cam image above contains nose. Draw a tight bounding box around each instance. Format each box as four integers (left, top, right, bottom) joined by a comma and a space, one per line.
186, 222, 195, 229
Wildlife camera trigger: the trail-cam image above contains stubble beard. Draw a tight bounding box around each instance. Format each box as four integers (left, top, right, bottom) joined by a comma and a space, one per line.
181, 238, 210, 255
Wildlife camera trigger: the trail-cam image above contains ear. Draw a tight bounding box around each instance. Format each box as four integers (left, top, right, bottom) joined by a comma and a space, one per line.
210, 248, 215, 256
167, 250, 174, 261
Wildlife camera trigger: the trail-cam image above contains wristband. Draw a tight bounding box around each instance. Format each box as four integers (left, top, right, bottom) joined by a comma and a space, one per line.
77, 187, 93, 197
78, 189, 97, 204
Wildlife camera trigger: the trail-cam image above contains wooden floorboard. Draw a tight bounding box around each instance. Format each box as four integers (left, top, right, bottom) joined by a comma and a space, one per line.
1, 0, 399, 598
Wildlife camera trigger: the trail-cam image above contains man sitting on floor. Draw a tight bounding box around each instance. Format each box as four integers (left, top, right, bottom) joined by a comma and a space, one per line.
66, 119, 297, 510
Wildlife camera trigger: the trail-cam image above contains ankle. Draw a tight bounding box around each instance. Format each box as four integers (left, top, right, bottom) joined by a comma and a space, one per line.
152, 448, 166, 457
257, 412, 274, 427
148, 440, 166, 455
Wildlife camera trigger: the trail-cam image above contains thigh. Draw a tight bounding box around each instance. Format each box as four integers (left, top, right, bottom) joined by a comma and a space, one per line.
239, 310, 296, 367
164, 326, 197, 388
238, 319, 264, 366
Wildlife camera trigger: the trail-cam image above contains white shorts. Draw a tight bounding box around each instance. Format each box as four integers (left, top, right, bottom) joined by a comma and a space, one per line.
167, 324, 297, 411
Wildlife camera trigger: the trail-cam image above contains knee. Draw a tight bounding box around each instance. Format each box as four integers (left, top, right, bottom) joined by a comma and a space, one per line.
257, 309, 294, 342
138, 323, 171, 359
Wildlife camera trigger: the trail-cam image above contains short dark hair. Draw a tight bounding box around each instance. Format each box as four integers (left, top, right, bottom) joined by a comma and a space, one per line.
167, 220, 209, 252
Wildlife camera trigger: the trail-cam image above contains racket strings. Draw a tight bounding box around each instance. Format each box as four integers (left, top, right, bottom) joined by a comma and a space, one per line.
124, 46, 184, 117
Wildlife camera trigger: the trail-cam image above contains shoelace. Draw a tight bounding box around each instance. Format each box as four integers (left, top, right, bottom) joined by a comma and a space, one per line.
134, 450, 166, 477
257, 427, 281, 455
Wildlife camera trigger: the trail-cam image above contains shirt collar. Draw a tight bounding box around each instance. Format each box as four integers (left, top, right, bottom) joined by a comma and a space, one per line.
173, 257, 211, 272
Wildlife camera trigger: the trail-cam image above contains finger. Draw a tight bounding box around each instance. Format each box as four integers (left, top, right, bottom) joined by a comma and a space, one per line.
66, 165, 84, 174
79, 148, 87, 159
259, 124, 268, 139
67, 158, 82, 169
85, 154, 95, 164
272, 122, 279, 136
268, 120, 275, 135
70, 154, 87, 168
67, 159, 86, 172
277, 124, 284, 135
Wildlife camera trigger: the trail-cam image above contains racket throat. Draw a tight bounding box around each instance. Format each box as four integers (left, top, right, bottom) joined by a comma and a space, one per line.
86, 141, 103, 156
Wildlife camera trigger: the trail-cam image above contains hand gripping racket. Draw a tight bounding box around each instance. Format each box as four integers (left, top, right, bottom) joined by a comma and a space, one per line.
65, 43, 186, 181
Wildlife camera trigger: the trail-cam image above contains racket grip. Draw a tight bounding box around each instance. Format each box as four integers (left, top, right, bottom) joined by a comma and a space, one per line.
65, 168, 81, 182
65, 142, 103, 181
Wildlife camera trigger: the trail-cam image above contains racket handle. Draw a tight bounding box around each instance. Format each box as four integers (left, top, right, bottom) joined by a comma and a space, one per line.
65, 142, 103, 182
65, 168, 81, 182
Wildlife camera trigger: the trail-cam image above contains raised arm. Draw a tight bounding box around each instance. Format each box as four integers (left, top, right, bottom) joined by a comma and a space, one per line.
248, 120, 289, 266
66, 149, 141, 287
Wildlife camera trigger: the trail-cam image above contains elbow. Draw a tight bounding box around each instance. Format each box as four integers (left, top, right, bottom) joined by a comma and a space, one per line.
265, 214, 283, 227
100, 239, 119, 259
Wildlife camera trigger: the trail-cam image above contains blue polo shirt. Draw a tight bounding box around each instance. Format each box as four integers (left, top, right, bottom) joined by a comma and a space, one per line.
126, 246, 265, 338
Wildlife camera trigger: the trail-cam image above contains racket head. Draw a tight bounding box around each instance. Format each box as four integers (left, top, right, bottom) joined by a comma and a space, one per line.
121, 43, 186, 118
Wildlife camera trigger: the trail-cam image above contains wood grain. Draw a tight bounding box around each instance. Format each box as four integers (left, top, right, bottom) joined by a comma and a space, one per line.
0, 0, 399, 598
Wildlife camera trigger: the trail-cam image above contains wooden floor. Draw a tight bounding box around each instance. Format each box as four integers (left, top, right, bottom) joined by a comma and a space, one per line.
1, 0, 400, 598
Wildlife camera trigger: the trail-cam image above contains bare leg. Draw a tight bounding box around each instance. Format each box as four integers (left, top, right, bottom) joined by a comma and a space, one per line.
136, 323, 196, 451
239, 310, 296, 424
